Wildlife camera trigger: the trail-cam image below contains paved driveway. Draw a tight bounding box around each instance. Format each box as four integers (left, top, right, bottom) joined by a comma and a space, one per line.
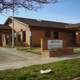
0, 48, 40, 63
0, 48, 41, 70
0, 47, 80, 70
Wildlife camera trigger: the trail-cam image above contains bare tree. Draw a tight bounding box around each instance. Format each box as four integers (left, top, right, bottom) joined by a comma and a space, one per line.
0, 0, 58, 12
0, 0, 58, 48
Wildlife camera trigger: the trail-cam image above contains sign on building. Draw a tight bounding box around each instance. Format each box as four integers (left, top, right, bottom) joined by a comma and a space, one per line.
48, 40, 63, 50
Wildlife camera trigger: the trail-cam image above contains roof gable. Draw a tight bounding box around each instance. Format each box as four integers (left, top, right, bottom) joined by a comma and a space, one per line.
4, 16, 80, 30
12, 17, 69, 29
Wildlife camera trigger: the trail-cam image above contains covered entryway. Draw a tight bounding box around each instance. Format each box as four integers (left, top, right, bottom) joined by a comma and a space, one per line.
15, 31, 26, 46
0, 25, 12, 47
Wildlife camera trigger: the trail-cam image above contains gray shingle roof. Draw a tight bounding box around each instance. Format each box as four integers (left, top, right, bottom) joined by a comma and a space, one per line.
13, 17, 69, 29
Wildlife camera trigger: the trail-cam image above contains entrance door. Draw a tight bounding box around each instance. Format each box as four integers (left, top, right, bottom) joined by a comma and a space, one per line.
23, 31, 26, 42
68, 32, 76, 46
23, 31, 26, 47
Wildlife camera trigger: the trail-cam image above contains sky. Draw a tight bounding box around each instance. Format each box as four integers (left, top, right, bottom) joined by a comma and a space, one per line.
0, 0, 80, 24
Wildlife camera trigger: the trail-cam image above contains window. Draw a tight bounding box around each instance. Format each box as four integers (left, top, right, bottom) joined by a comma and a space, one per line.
45, 31, 51, 38
53, 32, 58, 39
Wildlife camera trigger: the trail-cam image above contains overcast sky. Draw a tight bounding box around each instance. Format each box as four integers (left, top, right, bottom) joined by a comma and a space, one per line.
0, 0, 80, 24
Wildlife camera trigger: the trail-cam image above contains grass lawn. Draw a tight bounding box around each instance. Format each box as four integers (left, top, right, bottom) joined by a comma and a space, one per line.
17, 47, 80, 55
0, 58, 80, 80
17, 47, 41, 55
73, 47, 80, 54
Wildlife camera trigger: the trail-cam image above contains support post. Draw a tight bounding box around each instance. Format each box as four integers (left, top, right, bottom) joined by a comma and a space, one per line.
12, 0, 15, 48
30, 31, 32, 48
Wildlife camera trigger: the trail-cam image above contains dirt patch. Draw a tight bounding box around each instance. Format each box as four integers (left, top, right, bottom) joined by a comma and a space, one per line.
72, 77, 80, 80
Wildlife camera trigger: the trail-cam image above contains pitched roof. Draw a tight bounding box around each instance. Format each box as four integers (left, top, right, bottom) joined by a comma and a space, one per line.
0, 24, 11, 29
13, 17, 69, 29
63, 23, 80, 30
5, 17, 80, 30
67, 23, 80, 28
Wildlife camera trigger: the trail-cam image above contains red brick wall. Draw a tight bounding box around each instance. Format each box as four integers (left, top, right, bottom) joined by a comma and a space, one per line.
41, 39, 74, 57
41, 32, 71, 50
31, 29, 73, 47
59, 32, 71, 46
31, 30, 45, 47
41, 48, 73, 57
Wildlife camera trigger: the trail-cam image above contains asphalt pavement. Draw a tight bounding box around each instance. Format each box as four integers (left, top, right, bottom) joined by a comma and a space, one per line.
0, 47, 80, 70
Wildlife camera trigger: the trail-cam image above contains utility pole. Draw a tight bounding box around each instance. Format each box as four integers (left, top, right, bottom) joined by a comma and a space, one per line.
12, 0, 15, 48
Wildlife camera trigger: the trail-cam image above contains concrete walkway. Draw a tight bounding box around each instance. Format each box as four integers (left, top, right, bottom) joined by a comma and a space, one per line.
0, 47, 80, 70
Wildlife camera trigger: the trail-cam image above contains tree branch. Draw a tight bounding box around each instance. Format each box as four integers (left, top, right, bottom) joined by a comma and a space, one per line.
0, 0, 58, 12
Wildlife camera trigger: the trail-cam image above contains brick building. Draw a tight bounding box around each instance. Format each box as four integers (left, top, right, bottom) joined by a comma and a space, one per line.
0, 16, 80, 47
